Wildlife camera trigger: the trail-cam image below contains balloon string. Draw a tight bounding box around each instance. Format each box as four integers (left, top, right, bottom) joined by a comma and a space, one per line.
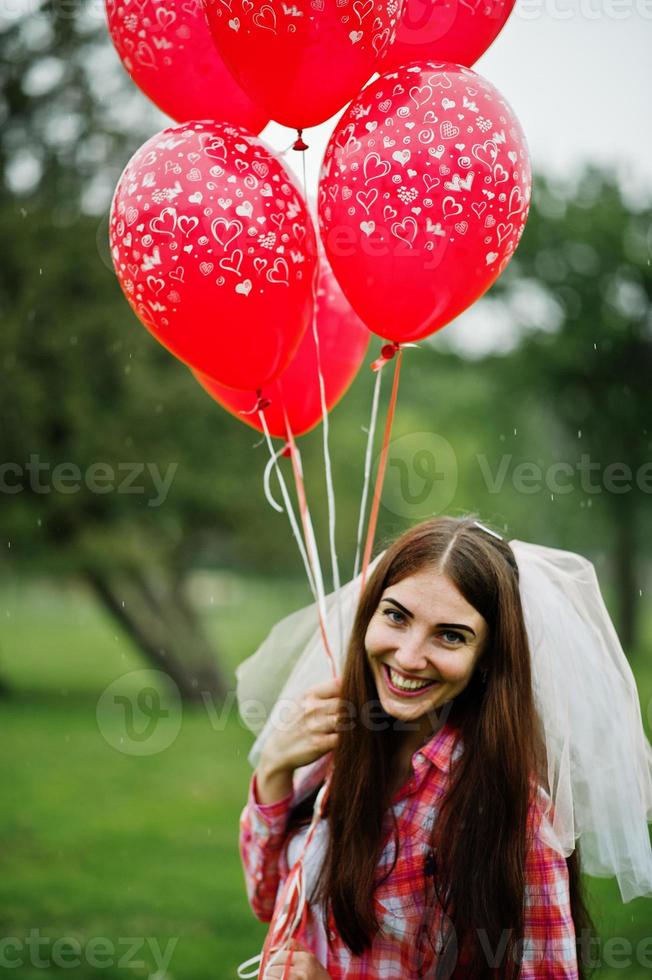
283, 411, 337, 678
257, 778, 331, 979
258, 409, 318, 600
309, 285, 344, 652
263, 444, 286, 514
299, 146, 343, 656
360, 347, 404, 593
353, 366, 383, 581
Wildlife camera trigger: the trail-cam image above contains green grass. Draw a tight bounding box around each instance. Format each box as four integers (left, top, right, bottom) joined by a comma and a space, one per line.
1, 576, 651, 978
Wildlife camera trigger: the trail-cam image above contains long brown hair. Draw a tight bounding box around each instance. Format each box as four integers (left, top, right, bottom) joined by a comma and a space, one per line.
296, 516, 596, 978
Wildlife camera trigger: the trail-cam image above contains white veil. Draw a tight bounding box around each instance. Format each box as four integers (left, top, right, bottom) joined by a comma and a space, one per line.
236, 538, 652, 903
511, 539, 652, 902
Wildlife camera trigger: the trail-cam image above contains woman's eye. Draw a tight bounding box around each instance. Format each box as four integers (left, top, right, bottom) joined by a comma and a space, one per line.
440, 630, 465, 645
382, 608, 405, 625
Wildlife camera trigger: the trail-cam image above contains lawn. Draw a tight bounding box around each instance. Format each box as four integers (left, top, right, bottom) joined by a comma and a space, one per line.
1, 575, 651, 979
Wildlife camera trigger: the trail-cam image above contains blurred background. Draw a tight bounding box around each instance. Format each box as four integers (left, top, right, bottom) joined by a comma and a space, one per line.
1, 0, 651, 976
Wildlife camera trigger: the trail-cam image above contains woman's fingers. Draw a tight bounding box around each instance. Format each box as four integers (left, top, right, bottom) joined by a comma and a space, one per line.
306, 712, 341, 733
306, 677, 342, 700
267, 946, 324, 978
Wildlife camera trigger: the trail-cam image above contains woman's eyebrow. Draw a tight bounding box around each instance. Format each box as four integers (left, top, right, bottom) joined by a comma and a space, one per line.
382, 597, 414, 617
381, 597, 476, 636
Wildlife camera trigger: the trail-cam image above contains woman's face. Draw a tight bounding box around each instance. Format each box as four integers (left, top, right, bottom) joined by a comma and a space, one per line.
364, 565, 489, 729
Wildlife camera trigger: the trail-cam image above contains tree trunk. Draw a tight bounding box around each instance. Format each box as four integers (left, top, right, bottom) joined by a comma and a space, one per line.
85, 567, 229, 703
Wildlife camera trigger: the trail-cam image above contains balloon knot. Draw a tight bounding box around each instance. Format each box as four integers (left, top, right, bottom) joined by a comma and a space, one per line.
239, 389, 271, 416
281, 443, 292, 458
293, 129, 309, 152
371, 342, 401, 372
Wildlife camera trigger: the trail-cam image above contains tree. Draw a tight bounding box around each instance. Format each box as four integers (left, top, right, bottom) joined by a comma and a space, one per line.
489, 170, 652, 648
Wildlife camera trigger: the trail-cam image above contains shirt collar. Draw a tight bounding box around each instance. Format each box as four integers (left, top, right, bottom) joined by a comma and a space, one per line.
417, 718, 464, 773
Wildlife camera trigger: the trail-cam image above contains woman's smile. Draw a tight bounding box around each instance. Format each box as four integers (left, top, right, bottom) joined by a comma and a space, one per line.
382, 663, 441, 698
364, 566, 488, 731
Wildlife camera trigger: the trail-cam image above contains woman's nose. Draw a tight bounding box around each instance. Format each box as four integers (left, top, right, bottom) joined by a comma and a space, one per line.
394, 638, 430, 672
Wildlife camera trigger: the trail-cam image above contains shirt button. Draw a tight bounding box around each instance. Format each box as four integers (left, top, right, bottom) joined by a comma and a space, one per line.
415, 752, 425, 765
328, 929, 336, 941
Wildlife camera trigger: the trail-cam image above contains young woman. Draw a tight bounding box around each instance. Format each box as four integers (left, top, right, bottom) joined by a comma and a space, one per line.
237, 516, 652, 979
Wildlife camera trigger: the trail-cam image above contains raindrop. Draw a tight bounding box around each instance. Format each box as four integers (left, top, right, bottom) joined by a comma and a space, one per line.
577, 430, 582, 439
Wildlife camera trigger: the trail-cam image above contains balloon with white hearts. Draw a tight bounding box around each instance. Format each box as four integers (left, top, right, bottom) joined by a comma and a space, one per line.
382, 0, 515, 75
318, 61, 532, 342
106, 0, 268, 131
110, 121, 317, 390
202, 0, 404, 130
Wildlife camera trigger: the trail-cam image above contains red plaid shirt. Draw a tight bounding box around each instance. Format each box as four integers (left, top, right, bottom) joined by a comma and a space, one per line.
239, 721, 578, 978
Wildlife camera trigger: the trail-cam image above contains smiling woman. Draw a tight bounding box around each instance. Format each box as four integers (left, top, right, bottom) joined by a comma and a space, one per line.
236, 516, 652, 980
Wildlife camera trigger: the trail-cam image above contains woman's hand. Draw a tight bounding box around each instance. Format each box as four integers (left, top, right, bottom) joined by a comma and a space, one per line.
266, 942, 332, 979
257, 677, 344, 795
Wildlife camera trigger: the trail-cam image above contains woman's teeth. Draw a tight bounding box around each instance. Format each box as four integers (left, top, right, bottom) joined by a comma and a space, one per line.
387, 666, 436, 692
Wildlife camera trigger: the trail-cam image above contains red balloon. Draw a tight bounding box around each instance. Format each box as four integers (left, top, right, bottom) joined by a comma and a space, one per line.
194, 258, 370, 437
105, 0, 268, 132
110, 121, 318, 390
202, 0, 404, 130
382, 0, 515, 73
318, 62, 531, 342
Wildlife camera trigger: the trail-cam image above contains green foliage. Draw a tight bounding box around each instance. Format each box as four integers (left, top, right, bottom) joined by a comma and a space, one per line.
1, 580, 651, 980
1, 2, 650, 613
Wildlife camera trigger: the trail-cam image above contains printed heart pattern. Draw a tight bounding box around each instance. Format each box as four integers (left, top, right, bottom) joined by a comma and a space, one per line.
105, 0, 267, 132
318, 62, 531, 340
203, 0, 403, 128
110, 120, 317, 389
320, 62, 530, 267
211, 0, 398, 54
